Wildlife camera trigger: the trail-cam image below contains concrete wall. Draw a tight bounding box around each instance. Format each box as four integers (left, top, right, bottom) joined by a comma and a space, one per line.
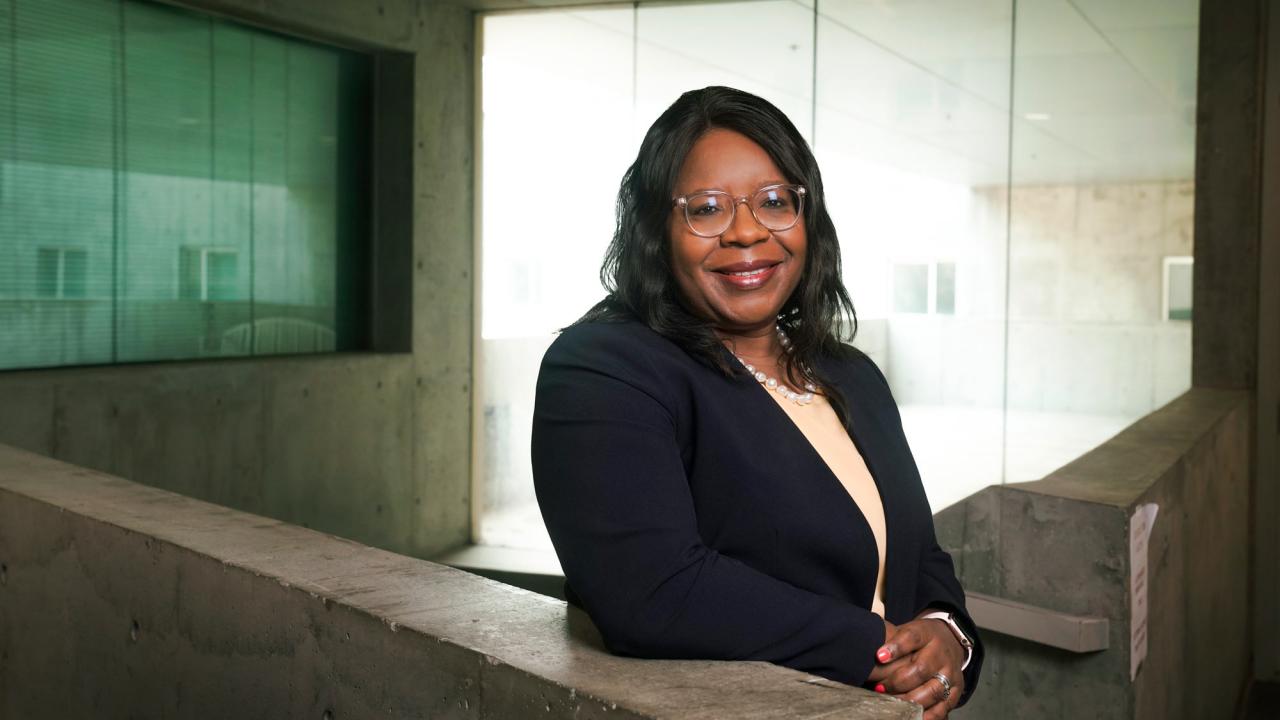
1255, 0, 1280, 682
0, 0, 476, 560
0, 443, 918, 720
934, 388, 1251, 719
1190, 0, 1277, 684
885, 180, 1194, 417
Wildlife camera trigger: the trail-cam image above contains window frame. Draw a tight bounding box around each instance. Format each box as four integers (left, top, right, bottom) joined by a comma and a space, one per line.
892, 260, 958, 316
35, 246, 90, 300
1162, 255, 1194, 322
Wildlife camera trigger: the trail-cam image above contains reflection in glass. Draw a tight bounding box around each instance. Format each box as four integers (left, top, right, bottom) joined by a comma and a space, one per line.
0, 0, 368, 370
36, 247, 89, 299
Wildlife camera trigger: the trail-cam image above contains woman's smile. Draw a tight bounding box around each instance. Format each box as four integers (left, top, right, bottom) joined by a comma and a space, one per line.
712, 259, 783, 290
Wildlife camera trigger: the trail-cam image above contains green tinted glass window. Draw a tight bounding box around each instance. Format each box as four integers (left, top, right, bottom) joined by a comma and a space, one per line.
0, 0, 369, 370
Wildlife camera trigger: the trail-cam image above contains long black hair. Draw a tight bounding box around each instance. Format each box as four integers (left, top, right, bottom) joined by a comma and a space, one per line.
576, 85, 858, 413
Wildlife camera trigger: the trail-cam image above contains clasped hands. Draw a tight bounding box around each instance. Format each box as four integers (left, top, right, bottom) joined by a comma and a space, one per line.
867, 615, 966, 719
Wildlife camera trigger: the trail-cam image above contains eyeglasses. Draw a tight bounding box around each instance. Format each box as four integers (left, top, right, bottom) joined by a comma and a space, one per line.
672, 183, 806, 238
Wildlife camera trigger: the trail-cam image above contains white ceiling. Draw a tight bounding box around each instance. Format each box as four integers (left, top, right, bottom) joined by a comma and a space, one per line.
808, 0, 1199, 185
469, 0, 1200, 187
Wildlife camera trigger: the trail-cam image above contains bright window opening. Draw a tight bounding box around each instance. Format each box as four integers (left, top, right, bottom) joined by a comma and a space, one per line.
476, 0, 1198, 552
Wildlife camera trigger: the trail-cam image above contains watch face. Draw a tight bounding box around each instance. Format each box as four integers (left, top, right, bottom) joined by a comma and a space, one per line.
943, 615, 972, 647
924, 610, 972, 647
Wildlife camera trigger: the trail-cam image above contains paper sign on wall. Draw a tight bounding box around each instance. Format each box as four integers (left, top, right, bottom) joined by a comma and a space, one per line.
1130, 502, 1159, 681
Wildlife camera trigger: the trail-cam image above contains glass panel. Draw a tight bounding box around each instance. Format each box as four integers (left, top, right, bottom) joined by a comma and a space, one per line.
0, 0, 367, 370
635, 1, 814, 143
816, 0, 1013, 510
1003, 0, 1198, 483
476, 0, 1197, 548
250, 34, 366, 355
479, 3, 818, 550
117, 0, 216, 361
251, 33, 288, 356
479, 7, 636, 550
255, 40, 342, 353
206, 22, 253, 355
1, 0, 118, 368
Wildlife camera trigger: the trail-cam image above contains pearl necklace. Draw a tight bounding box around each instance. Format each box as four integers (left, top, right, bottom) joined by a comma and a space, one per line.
733, 326, 817, 406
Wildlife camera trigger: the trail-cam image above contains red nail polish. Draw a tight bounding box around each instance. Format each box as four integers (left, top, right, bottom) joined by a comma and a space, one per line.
875, 683, 886, 693
877, 648, 891, 662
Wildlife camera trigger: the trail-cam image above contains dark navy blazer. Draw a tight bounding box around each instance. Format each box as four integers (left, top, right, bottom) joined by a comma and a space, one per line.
531, 320, 983, 703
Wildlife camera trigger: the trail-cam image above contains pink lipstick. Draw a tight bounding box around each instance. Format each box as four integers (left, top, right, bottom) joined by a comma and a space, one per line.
712, 259, 781, 290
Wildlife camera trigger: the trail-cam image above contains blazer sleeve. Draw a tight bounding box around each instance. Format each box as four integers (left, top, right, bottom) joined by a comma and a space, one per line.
856, 352, 985, 705
532, 329, 889, 686
914, 534, 984, 706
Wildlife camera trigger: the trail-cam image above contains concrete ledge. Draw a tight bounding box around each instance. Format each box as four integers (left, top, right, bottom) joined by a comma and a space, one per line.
936, 388, 1251, 719
435, 549, 1116, 655
1007, 388, 1246, 508
0, 443, 917, 719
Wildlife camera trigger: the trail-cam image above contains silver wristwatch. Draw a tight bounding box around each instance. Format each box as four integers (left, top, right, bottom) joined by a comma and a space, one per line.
922, 610, 974, 671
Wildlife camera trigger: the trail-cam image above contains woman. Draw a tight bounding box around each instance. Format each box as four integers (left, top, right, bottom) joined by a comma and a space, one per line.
531, 86, 982, 717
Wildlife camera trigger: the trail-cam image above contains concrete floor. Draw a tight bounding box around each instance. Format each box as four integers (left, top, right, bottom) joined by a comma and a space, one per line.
900, 404, 1134, 511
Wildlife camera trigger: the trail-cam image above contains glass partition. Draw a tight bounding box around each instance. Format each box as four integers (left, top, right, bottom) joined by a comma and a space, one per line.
814, 0, 1013, 510
635, 1, 815, 143
1003, 0, 1198, 482
480, 8, 636, 550
477, 0, 1197, 550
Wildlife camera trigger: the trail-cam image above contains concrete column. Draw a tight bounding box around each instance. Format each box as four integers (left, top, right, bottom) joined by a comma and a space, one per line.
1192, 0, 1279, 683
1255, 0, 1280, 683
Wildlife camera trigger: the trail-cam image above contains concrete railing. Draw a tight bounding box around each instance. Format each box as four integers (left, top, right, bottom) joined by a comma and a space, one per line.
0, 443, 917, 720
934, 388, 1252, 719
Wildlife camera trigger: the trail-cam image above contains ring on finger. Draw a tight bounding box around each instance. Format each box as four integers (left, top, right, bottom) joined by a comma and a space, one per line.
932, 672, 952, 701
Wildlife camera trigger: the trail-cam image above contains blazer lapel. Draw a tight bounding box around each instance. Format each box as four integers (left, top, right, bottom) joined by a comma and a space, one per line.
823, 354, 909, 621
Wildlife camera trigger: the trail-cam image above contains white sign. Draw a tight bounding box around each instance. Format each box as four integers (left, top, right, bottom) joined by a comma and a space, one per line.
1130, 503, 1159, 681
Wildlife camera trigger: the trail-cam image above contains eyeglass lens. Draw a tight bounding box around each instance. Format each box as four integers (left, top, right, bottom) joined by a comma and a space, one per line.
685, 186, 802, 236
